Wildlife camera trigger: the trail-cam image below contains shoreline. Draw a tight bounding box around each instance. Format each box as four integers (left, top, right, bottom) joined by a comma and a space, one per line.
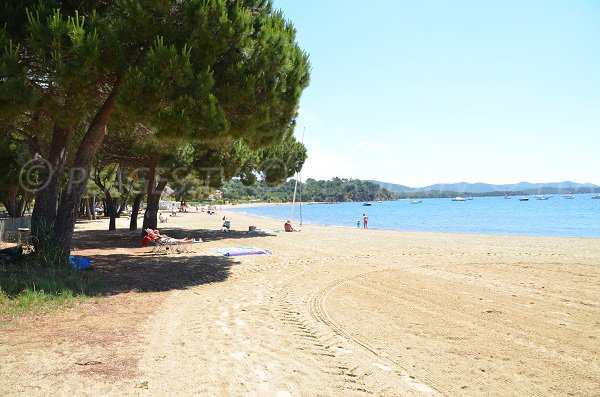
224, 205, 600, 241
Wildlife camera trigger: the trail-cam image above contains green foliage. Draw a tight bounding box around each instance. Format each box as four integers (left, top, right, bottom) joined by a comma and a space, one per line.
170, 173, 211, 203
0, 252, 96, 317
222, 177, 396, 203
0, 131, 34, 217
191, 134, 307, 189
1, 0, 310, 256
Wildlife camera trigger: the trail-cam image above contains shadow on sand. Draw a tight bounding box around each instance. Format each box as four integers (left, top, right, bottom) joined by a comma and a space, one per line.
72, 224, 275, 250
71, 225, 276, 295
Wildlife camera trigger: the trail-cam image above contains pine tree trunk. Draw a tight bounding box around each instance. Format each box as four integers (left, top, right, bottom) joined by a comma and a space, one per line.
31, 125, 72, 236
129, 192, 144, 231
53, 82, 120, 255
2, 185, 19, 217
104, 190, 116, 231
141, 154, 166, 235
109, 213, 116, 230
86, 197, 93, 220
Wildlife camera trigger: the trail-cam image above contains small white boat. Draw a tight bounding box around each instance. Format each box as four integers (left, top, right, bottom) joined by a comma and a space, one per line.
363, 202, 372, 206
504, 195, 512, 199
451, 196, 466, 202
410, 199, 422, 204
536, 195, 550, 200
563, 194, 575, 199
592, 195, 600, 199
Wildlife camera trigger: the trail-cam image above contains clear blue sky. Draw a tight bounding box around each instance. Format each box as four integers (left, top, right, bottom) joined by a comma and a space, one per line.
273, 0, 600, 187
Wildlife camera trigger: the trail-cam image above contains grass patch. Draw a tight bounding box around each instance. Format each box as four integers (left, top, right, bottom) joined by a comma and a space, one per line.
0, 253, 100, 318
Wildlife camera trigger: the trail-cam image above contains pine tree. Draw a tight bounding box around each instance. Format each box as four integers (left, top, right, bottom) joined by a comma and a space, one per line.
0, 0, 310, 260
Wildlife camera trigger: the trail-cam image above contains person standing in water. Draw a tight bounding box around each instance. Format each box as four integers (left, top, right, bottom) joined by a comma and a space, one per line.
363, 213, 368, 229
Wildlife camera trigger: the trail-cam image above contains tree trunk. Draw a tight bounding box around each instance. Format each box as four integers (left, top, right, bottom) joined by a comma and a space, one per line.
53, 81, 120, 255
141, 154, 166, 235
85, 197, 93, 220
104, 190, 117, 231
31, 125, 72, 236
109, 213, 116, 230
1, 185, 20, 217
129, 192, 144, 231
17, 193, 29, 217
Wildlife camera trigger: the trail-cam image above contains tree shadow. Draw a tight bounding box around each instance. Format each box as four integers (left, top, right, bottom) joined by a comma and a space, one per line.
87, 252, 237, 295
70, 227, 278, 295
71, 227, 276, 251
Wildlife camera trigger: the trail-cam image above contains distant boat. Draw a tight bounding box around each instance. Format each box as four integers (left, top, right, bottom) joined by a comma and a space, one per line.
466, 196, 474, 200
563, 194, 575, 199
451, 197, 466, 202
504, 195, 512, 199
410, 199, 422, 204
377, 200, 383, 203
519, 197, 529, 201
592, 195, 600, 199
536, 195, 550, 200
363, 202, 372, 206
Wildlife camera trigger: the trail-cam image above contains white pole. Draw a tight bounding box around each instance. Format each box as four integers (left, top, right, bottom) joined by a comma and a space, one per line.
290, 177, 298, 221
299, 127, 305, 226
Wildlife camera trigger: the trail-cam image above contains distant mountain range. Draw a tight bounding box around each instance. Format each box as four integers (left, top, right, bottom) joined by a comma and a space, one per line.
369, 180, 600, 195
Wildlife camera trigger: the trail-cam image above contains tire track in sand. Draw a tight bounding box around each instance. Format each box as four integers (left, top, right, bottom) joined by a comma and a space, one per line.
306, 272, 441, 397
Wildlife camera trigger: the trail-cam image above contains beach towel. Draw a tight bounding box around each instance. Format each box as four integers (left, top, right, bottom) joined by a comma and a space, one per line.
214, 247, 272, 257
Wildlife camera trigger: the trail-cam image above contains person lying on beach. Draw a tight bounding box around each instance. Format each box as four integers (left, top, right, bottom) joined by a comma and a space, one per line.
146, 229, 193, 244
284, 220, 299, 232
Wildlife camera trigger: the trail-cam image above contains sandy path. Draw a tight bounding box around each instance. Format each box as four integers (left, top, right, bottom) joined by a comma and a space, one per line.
1, 209, 599, 396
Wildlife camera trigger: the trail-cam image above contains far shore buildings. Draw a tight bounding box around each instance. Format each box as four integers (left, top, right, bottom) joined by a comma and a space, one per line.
208, 190, 223, 201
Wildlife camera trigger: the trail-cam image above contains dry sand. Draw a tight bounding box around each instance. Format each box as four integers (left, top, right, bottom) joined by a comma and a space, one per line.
1, 208, 599, 396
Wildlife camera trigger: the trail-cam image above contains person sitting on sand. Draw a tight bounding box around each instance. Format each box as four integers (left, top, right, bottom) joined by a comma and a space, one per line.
222, 216, 231, 232
284, 220, 299, 232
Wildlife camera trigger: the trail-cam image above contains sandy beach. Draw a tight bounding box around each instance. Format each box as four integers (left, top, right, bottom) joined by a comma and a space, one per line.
1, 209, 599, 396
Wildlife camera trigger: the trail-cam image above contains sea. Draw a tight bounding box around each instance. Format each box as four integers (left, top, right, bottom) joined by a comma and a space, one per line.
229, 195, 600, 238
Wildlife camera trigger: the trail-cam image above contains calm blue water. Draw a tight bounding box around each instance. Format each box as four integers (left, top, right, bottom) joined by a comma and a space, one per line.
229, 195, 600, 238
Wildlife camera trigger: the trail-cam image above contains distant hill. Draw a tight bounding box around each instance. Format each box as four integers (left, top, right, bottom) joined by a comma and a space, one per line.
369, 180, 600, 195
369, 181, 413, 193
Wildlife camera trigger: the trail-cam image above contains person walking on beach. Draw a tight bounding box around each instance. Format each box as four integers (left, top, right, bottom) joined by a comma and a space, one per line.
363, 213, 368, 229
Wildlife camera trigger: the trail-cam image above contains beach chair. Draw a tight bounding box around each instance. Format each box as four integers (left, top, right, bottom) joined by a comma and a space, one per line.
144, 229, 166, 254
144, 229, 197, 254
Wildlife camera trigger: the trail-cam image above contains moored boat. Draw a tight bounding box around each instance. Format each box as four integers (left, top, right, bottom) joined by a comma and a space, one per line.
451, 196, 466, 202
